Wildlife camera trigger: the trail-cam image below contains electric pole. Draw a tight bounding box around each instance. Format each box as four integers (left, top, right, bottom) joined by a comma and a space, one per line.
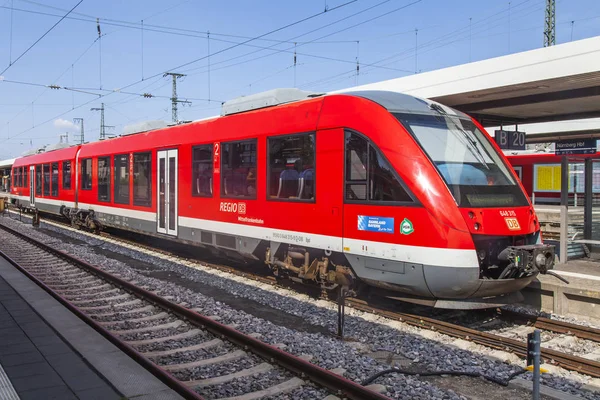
163, 72, 191, 123
90, 103, 114, 140
73, 118, 84, 144
544, 0, 556, 47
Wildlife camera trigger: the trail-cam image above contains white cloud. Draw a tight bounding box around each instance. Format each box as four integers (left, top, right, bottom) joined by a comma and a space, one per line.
53, 118, 78, 131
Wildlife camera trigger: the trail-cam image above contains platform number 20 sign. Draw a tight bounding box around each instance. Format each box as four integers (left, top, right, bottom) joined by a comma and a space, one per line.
495, 130, 526, 151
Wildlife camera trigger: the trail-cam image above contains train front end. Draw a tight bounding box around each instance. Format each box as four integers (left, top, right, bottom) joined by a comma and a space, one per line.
400, 106, 555, 305
343, 91, 556, 308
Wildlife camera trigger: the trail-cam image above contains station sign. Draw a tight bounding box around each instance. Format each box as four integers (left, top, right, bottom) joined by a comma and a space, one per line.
555, 139, 596, 155
495, 130, 526, 150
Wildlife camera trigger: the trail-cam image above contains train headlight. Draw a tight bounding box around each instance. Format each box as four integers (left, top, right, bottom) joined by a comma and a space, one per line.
474, 222, 481, 231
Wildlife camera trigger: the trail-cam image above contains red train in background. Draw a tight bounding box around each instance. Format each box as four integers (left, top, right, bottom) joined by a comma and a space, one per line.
506, 152, 600, 205
9, 89, 557, 308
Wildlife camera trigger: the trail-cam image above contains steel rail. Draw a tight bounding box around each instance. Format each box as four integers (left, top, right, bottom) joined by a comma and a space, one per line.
10, 213, 600, 378
498, 309, 600, 343
345, 298, 600, 378
0, 223, 390, 400
0, 242, 205, 400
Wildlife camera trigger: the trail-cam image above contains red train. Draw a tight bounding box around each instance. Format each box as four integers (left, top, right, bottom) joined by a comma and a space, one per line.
9, 89, 556, 308
506, 152, 600, 205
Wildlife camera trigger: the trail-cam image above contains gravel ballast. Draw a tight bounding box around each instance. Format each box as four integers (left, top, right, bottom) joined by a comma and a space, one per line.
2, 216, 599, 399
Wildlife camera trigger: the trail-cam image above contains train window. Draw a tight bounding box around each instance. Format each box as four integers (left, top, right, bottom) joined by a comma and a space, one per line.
267, 133, 315, 201
345, 133, 368, 200
114, 154, 130, 204
62, 161, 72, 190
35, 165, 42, 195
23, 167, 28, 188
81, 159, 92, 190
368, 146, 412, 202
192, 144, 213, 197
16, 167, 21, 187
221, 140, 257, 199
98, 157, 110, 202
43, 164, 50, 196
133, 152, 152, 207
344, 131, 413, 203
51, 163, 59, 197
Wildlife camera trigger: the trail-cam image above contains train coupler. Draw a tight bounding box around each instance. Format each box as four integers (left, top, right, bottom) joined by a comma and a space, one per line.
498, 244, 555, 279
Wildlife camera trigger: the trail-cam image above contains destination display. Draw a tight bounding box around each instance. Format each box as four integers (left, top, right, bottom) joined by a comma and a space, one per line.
555, 139, 597, 155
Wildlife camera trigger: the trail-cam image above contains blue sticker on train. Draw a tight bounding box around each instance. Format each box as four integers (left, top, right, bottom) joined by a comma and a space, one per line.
357, 215, 394, 234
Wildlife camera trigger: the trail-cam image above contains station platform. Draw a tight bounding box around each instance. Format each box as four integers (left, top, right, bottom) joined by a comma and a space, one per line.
0, 255, 183, 400
521, 259, 600, 323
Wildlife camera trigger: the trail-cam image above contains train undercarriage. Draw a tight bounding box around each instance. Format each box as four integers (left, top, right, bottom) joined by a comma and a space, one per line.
9, 199, 560, 309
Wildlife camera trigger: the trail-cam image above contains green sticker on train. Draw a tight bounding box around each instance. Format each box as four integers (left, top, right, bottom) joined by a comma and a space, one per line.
400, 218, 414, 235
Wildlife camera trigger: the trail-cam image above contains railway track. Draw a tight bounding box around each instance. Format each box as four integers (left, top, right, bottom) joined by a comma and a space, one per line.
343, 297, 600, 378
497, 309, 600, 343
5, 212, 600, 379
0, 222, 390, 400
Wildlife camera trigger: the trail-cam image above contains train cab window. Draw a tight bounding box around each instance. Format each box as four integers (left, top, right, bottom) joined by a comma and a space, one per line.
345, 134, 368, 200
192, 144, 213, 197
51, 163, 58, 196
114, 154, 130, 204
268, 133, 315, 201
62, 161, 72, 190
221, 140, 257, 199
81, 158, 92, 190
133, 152, 152, 207
35, 165, 42, 195
344, 131, 412, 203
98, 157, 110, 202
43, 164, 50, 196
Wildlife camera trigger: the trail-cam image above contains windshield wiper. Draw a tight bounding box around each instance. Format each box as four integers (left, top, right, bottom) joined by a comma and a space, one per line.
446, 117, 490, 169
427, 103, 489, 168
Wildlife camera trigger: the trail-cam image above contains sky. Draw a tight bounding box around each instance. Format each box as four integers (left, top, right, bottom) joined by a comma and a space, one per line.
0, 0, 599, 159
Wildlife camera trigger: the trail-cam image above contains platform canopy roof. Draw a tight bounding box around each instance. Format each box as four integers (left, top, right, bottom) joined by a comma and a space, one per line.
336, 36, 600, 130
0, 158, 15, 169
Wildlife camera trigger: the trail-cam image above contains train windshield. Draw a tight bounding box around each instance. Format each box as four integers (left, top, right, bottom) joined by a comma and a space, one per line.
395, 112, 529, 207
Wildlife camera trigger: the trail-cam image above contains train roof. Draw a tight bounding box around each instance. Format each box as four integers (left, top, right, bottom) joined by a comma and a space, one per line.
13, 145, 80, 167
9, 89, 474, 164
342, 90, 470, 118
220, 88, 470, 119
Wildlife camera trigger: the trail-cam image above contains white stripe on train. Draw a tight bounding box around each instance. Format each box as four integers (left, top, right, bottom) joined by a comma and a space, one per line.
10, 196, 477, 269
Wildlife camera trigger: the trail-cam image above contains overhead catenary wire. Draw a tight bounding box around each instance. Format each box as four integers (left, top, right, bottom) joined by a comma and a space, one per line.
299, 0, 542, 90
2, 36, 100, 130
1, 0, 84, 76
180, 0, 421, 77
0, 0, 357, 146
6, 0, 359, 46
0, 79, 220, 103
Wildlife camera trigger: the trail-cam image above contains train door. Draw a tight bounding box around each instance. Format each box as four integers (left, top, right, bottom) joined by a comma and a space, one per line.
157, 149, 178, 236
29, 166, 35, 207
315, 128, 344, 250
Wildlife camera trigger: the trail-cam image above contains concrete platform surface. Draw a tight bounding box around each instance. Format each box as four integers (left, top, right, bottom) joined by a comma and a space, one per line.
522, 258, 600, 322
0, 254, 184, 400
